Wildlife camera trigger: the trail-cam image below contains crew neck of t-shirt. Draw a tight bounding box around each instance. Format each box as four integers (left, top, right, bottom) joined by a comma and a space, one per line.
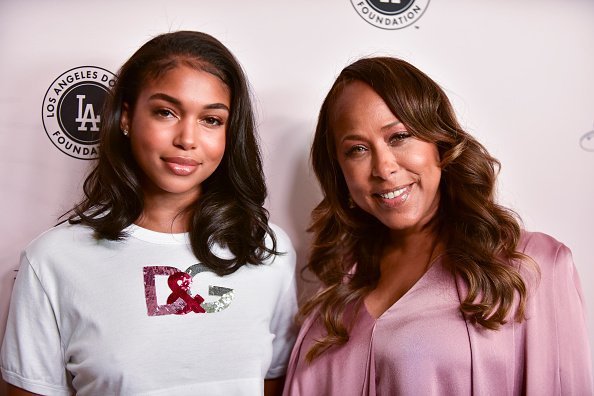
125, 224, 189, 245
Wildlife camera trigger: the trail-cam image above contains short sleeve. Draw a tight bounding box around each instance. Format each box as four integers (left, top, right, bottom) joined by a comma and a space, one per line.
265, 235, 298, 380
0, 252, 72, 395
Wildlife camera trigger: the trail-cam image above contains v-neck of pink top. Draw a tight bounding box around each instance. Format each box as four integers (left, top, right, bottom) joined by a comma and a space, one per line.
287, 258, 472, 395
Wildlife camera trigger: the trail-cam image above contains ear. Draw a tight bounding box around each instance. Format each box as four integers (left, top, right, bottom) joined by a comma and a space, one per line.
120, 102, 130, 132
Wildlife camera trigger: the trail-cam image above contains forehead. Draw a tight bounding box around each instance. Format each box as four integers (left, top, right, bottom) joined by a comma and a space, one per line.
330, 81, 396, 132
145, 57, 225, 83
141, 65, 230, 101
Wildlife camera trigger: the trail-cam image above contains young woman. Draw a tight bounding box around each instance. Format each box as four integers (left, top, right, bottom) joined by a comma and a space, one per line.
283, 57, 593, 395
1, 31, 297, 395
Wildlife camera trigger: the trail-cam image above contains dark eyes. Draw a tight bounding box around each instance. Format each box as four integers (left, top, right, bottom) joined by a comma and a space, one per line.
155, 108, 175, 118
344, 132, 411, 157
345, 145, 367, 156
389, 132, 411, 144
153, 109, 225, 127
203, 116, 223, 127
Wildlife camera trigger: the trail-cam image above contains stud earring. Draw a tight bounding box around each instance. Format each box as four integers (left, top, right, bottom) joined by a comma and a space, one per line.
122, 128, 129, 137
348, 195, 356, 209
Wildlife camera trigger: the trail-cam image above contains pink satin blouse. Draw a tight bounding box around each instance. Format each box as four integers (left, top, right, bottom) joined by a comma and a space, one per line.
283, 232, 593, 395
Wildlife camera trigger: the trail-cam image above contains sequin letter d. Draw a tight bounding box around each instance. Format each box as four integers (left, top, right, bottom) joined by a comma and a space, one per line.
143, 266, 188, 316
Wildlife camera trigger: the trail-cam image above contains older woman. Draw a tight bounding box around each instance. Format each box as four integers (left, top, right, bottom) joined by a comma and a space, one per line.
283, 57, 592, 395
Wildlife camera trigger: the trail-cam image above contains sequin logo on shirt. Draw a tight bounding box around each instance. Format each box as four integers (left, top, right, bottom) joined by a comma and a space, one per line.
143, 263, 234, 316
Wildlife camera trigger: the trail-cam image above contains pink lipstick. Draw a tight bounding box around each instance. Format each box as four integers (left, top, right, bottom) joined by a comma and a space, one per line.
162, 156, 199, 176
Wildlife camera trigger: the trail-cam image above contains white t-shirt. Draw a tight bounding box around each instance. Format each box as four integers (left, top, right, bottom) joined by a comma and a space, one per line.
1, 222, 298, 395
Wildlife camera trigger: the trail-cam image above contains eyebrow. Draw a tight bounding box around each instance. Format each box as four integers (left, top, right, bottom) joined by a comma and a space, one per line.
340, 133, 366, 143
381, 120, 403, 130
339, 121, 404, 143
148, 93, 230, 112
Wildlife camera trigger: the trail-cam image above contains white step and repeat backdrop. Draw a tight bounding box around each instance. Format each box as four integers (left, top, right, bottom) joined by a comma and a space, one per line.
1, 0, 593, 391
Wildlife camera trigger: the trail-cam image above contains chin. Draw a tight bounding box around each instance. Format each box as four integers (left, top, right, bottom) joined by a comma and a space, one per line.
377, 216, 420, 232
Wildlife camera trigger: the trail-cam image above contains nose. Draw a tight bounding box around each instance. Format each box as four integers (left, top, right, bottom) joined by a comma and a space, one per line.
371, 145, 398, 179
173, 120, 197, 150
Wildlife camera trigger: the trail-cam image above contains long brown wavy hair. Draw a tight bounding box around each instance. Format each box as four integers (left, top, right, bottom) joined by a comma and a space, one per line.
65, 31, 278, 276
302, 57, 535, 361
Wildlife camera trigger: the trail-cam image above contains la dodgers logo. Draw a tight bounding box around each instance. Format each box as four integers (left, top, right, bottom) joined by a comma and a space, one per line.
42, 66, 115, 160
350, 0, 431, 30
75, 93, 101, 133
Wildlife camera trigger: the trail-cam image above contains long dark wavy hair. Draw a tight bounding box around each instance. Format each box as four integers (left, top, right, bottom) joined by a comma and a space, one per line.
301, 57, 536, 360
66, 31, 278, 276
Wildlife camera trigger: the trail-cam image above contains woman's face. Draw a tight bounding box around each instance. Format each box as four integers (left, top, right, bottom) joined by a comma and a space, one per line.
120, 64, 230, 206
332, 81, 442, 234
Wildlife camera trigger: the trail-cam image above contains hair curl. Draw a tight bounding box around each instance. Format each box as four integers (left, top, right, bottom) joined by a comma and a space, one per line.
301, 57, 535, 361
66, 31, 277, 276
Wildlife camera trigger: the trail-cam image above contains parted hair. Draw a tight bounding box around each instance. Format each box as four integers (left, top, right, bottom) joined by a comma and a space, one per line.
302, 57, 535, 360
66, 31, 277, 275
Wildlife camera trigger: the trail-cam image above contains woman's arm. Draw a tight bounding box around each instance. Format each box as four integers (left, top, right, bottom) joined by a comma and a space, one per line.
7, 383, 39, 396
522, 235, 593, 393
264, 377, 285, 396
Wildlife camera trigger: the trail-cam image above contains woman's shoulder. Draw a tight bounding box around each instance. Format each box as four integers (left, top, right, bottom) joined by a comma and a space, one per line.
519, 230, 568, 256
24, 221, 94, 258
518, 230, 574, 278
264, 223, 296, 270
268, 223, 293, 250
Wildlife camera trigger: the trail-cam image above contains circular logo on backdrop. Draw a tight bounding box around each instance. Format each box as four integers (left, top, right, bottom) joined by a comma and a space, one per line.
350, 0, 430, 30
42, 66, 116, 160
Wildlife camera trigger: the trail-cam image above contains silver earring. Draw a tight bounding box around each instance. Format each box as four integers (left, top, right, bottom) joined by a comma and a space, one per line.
122, 128, 129, 137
